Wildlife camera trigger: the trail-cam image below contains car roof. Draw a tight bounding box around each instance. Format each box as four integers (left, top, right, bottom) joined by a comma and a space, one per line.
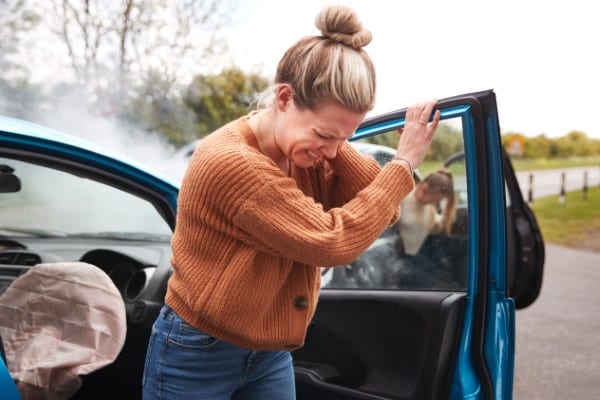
0, 115, 94, 148
0, 115, 179, 187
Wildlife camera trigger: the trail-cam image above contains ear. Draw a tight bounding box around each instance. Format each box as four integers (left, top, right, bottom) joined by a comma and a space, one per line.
275, 84, 294, 112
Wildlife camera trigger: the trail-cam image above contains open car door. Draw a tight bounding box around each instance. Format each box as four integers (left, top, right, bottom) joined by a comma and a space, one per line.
293, 90, 545, 400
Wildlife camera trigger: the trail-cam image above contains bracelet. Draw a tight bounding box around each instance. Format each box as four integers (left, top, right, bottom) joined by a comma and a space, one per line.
392, 156, 414, 176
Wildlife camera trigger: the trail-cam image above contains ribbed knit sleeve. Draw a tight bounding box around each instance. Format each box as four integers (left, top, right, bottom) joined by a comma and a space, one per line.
313, 141, 381, 208
233, 160, 412, 266
315, 141, 403, 224
181, 122, 415, 267
167, 116, 415, 350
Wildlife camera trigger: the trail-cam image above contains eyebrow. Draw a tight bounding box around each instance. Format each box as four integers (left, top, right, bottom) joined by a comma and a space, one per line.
318, 128, 352, 140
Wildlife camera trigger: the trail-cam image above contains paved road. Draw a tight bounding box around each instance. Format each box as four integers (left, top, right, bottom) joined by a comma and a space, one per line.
513, 244, 600, 399
516, 166, 600, 200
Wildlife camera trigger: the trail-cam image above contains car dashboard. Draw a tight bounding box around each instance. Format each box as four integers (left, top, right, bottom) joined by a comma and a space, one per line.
0, 237, 173, 323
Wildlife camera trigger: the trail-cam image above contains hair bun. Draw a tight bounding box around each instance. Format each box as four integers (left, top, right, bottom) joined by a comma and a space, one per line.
315, 5, 372, 49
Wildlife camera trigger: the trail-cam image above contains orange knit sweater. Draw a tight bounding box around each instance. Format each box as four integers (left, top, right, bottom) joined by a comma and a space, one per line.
165, 114, 414, 351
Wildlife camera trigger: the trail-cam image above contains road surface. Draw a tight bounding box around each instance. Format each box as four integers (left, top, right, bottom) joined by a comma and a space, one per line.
513, 244, 600, 399
516, 166, 600, 200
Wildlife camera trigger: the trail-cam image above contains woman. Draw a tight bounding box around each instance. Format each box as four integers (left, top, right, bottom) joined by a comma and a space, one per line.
142, 5, 439, 400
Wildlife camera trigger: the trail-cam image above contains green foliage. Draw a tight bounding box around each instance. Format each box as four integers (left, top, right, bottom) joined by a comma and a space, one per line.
184, 68, 269, 136
531, 188, 600, 246
125, 80, 199, 147
426, 123, 464, 161
555, 130, 596, 157
0, 0, 240, 148
508, 155, 600, 171
361, 132, 399, 149
2, 0, 600, 160
359, 121, 464, 163
526, 135, 553, 158
503, 130, 600, 159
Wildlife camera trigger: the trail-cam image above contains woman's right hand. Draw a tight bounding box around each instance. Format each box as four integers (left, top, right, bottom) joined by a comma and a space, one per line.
394, 99, 440, 169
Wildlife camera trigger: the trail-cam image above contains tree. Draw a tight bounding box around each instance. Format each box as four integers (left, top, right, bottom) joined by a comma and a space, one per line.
523, 134, 553, 158
125, 69, 199, 147
566, 130, 595, 156
1, 0, 237, 109
0, 0, 244, 147
68, 1, 231, 80
0, 0, 41, 81
358, 121, 463, 163
0, 0, 46, 121
184, 67, 270, 135
502, 131, 600, 159
426, 123, 464, 161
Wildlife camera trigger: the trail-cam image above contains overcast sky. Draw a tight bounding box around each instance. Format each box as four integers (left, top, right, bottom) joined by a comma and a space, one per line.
222, 0, 599, 139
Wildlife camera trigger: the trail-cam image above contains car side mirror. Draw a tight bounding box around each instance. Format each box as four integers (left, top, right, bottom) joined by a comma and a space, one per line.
0, 165, 21, 193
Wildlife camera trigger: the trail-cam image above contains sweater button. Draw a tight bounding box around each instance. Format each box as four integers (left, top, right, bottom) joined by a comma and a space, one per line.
293, 295, 308, 310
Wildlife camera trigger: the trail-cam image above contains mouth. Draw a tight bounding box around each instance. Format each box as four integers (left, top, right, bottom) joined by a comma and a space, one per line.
307, 149, 320, 160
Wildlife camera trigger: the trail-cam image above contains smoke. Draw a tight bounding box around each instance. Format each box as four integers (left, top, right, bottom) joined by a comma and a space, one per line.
0, 85, 189, 184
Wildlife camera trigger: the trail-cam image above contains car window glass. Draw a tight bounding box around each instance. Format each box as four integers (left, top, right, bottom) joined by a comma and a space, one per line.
0, 158, 172, 241
322, 117, 468, 290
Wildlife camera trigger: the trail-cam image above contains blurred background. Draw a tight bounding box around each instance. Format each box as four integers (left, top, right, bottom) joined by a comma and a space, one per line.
1, 1, 599, 398
3, 0, 598, 243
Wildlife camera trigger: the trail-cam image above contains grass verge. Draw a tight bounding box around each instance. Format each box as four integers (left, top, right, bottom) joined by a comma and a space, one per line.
421, 156, 599, 176
508, 156, 600, 171
530, 188, 600, 246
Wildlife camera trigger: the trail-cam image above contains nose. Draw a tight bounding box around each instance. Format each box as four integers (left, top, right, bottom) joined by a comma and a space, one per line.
321, 142, 341, 159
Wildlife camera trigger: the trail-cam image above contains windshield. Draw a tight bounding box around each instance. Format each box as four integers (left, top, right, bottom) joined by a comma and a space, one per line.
0, 158, 172, 241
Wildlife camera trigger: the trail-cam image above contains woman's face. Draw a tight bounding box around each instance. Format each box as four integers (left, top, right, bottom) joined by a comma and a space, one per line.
274, 97, 366, 168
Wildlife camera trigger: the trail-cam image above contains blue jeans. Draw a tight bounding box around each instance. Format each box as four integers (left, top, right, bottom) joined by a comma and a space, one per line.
142, 305, 296, 400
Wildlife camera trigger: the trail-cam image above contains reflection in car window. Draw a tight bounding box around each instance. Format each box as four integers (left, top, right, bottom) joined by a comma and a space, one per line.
322, 118, 468, 291
0, 158, 172, 241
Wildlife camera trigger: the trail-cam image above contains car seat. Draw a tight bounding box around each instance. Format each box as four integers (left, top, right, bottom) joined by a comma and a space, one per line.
0, 262, 126, 400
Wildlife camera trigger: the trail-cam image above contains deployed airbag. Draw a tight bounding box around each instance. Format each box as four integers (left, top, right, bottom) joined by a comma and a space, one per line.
0, 262, 126, 400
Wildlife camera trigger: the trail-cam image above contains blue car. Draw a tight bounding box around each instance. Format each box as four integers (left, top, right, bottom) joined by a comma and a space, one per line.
0, 89, 544, 400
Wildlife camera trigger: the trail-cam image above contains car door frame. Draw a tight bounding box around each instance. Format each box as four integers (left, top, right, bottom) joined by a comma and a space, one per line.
351, 89, 512, 399
0, 117, 179, 229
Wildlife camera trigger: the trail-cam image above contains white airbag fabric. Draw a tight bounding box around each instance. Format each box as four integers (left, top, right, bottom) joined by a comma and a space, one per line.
0, 262, 126, 400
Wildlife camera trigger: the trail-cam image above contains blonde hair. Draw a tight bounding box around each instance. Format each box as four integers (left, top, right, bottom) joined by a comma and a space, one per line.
271, 5, 376, 113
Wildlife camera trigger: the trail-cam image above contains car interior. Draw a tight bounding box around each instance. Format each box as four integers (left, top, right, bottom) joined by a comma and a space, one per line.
0, 92, 544, 400
291, 133, 469, 400
0, 150, 468, 399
